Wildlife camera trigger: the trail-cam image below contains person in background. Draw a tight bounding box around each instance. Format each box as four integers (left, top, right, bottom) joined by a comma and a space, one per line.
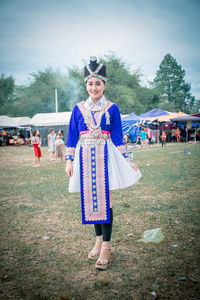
171, 128, 176, 142
140, 128, 148, 149
31, 129, 42, 167
123, 134, 128, 145
58, 129, 65, 142
161, 131, 167, 147
137, 134, 141, 147
175, 127, 181, 143
48, 129, 56, 160
147, 127, 153, 147
55, 134, 64, 162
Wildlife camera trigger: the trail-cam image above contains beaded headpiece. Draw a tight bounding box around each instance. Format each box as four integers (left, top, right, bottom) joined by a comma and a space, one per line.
84, 56, 107, 82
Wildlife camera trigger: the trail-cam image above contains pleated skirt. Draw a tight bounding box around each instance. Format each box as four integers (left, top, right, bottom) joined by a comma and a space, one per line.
69, 140, 142, 193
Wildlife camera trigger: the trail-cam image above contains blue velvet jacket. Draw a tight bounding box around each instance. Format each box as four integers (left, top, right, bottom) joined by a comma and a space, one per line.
65, 100, 128, 160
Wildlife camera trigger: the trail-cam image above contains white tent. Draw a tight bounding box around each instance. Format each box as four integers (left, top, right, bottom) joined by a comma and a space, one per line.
11, 117, 31, 126
31, 112, 72, 126
0, 115, 16, 127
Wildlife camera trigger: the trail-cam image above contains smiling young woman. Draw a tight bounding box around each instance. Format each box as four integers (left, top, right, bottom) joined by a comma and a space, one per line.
86, 77, 106, 102
65, 56, 142, 270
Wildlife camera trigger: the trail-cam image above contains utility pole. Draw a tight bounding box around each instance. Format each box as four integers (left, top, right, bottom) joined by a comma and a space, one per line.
55, 88, 58, 113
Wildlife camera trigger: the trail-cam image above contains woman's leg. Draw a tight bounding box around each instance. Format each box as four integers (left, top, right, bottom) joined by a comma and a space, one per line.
145, 139, 148, 149
33, 156, 37, 167
94, 190, 112, 240
96, 205, 113, 267
89, 226, 103, 258
89, 215, 104, 258
94, 224, 102, 236
90, 192, 113, 260
142, 140, 144, 149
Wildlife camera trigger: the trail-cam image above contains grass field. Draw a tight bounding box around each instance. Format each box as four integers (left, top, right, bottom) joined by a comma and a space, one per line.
0, 143, 199, 300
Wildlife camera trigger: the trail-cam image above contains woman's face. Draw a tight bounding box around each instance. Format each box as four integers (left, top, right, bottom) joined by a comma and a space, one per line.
36, 130, 39, 136
86, 77, 105, 102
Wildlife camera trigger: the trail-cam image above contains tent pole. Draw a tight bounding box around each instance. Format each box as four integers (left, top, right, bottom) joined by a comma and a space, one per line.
55, 89, 58, 113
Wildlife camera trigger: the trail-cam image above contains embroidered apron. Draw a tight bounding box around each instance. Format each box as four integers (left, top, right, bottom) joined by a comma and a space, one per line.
77, 100, 112, 224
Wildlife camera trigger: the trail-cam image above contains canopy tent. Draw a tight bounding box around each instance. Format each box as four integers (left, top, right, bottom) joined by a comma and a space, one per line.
11, 117, 31, 126
170, 115, 200, 122
31, 111, 72, 146
143, 111, 188, 123
31, 112, 72, 126
0, 116, 31, 146
139, 109, 170, 119
191, 113, 200, 118
121, 112, 140, 122
121, 112, 141, 142
0, 116, 16, 128
170, 115, 200, 142
122, 123, 140, 142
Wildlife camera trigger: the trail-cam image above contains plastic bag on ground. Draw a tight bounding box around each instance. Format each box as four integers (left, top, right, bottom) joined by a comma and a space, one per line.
137, 228, 164, 243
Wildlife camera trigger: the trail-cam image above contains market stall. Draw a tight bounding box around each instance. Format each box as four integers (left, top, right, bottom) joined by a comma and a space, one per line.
0, 115, 31, 146
170, 115, 200, 142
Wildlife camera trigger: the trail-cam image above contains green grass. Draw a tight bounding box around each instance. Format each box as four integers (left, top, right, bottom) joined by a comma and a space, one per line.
0, 143, 200, 300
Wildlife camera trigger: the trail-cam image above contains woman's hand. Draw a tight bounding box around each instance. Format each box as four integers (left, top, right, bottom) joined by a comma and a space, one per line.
65, 160, 73, 177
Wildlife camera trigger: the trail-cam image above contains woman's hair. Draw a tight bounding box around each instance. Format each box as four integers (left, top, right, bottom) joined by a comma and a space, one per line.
32, 130, 37, 137
50, 128, 54, 133
85, 79, 106, 85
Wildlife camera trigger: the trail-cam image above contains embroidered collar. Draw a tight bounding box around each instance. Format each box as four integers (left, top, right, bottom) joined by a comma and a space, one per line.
84, 95, 107, 109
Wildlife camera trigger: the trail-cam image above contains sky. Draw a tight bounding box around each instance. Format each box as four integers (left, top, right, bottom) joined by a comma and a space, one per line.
0, 0, 200, 98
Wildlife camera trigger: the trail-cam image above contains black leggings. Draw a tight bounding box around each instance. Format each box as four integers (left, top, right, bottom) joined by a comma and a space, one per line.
94, 208, 113, 242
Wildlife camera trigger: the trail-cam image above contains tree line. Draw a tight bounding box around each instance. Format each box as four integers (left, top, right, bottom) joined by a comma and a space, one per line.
0, 53, 199, 117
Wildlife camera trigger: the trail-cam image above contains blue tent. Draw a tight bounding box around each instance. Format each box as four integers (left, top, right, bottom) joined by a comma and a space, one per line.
121, 112, 140, 142
122, 112, 140, 121
139, 109, 169, 119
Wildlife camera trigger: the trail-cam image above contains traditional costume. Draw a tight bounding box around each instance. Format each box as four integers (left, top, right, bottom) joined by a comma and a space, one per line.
66, 58, 141, 225
55, 138, 64, 159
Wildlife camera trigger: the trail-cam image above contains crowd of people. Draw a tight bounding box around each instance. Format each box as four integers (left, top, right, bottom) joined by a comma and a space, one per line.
123, 126, 183, 150
31, 128, 64, 167
0, 128, 31, 146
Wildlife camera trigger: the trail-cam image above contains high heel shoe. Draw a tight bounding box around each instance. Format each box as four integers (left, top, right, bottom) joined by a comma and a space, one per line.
95, 246, 111, 270
88, 240, 103, 260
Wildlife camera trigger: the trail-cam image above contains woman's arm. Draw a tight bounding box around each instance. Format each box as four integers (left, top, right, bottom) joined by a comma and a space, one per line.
66, 159, 73, 177
65, 105, 80, 177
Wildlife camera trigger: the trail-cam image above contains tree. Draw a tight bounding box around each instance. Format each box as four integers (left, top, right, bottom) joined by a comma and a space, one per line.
2, 53, 177, 118
99, 53, 141, 113
15, 68, 72, 117
0, 74, 16, 116
154, 53, 195, 112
